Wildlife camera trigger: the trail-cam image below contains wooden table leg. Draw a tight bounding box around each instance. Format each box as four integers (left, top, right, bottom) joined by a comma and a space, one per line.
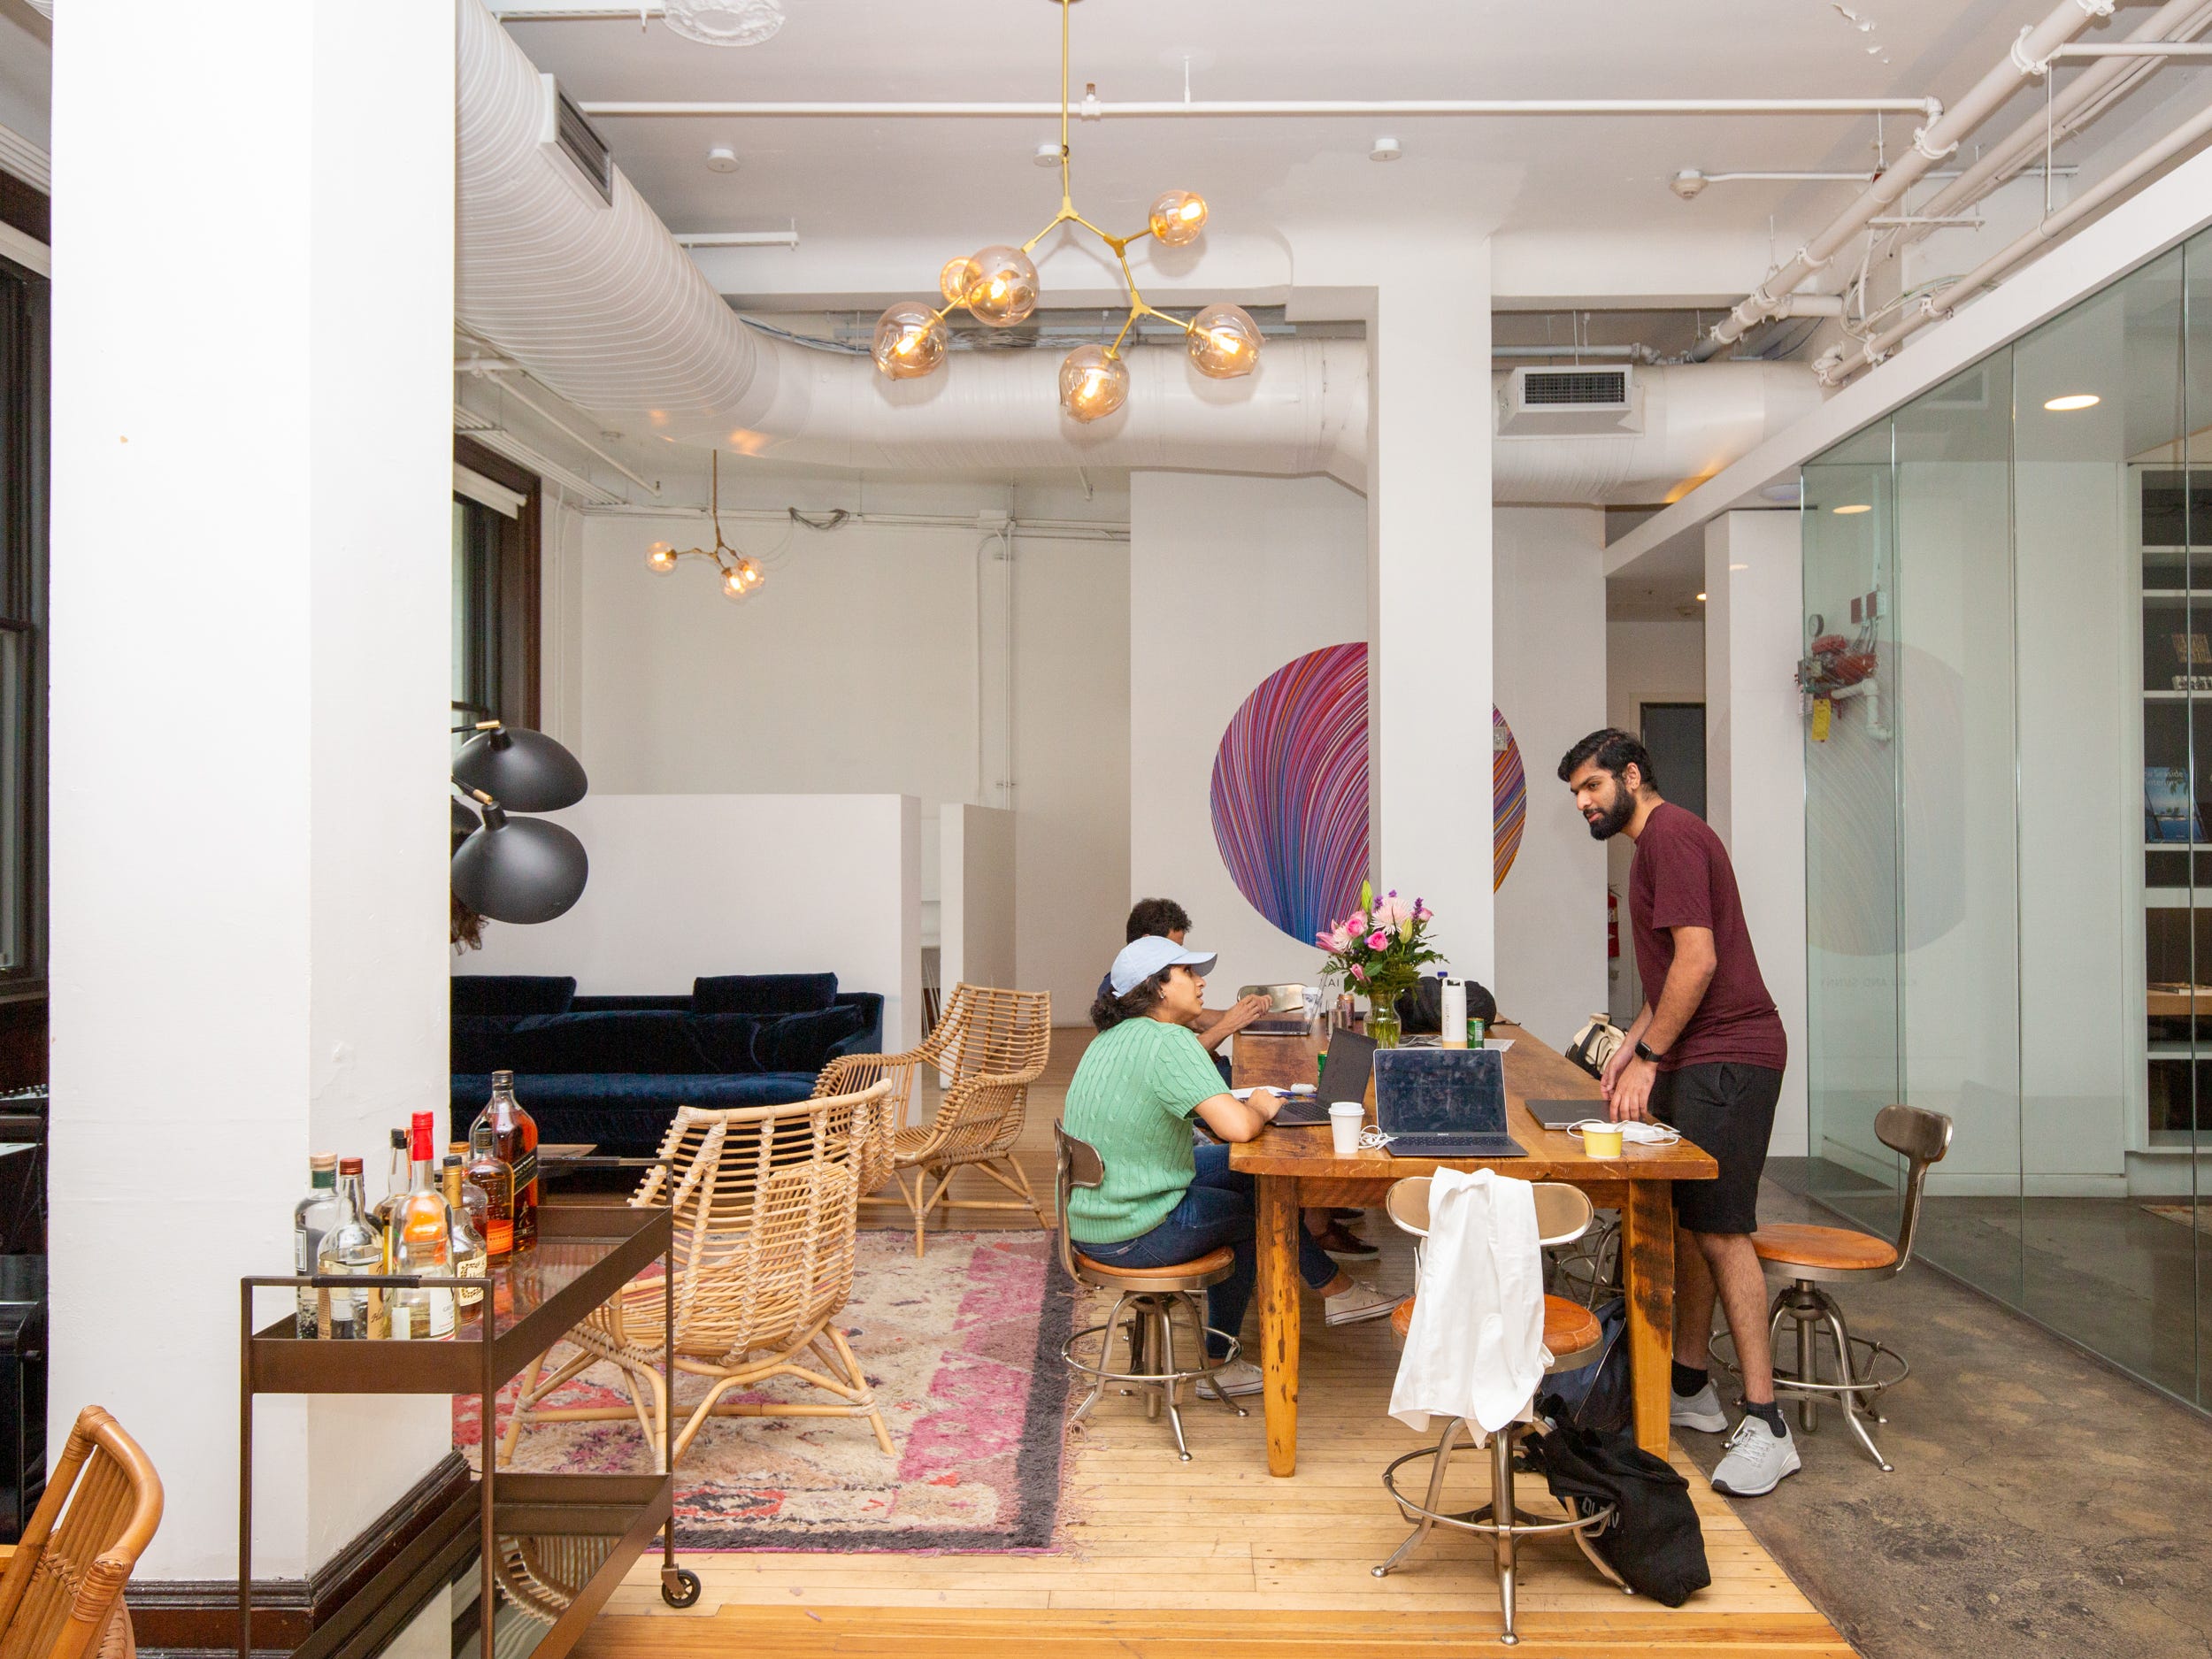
1622, 1179, 1677, 1457
1256, 1172, 1302, 1477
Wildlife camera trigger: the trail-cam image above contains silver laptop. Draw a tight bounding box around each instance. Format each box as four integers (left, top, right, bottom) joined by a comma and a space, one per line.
1373, 1048, 1527, 1158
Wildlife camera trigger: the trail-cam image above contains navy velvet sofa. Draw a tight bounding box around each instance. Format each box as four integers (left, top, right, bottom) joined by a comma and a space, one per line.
450, 972, 882, 1160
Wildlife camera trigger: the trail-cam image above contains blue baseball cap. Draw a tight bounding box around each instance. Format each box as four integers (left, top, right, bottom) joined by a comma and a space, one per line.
1109, 935, 1218, 996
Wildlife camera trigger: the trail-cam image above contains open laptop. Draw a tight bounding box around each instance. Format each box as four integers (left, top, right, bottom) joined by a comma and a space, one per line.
1236, 982, 1315, 1036
1253, 1027, 1377, 1127
1373, 1047, 1527, 1158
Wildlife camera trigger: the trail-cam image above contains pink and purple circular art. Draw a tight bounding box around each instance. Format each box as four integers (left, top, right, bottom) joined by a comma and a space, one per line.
1208, 641, 1527, 946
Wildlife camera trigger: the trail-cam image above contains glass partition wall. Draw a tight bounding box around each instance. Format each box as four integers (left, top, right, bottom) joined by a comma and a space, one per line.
1802, 228, 2210, 1409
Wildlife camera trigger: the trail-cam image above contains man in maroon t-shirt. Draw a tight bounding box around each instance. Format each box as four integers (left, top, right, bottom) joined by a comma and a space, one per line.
1558, 727, 1799, 1499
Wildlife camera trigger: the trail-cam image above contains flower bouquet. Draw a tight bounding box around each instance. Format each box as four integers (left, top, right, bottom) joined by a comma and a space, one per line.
1315, 880, 1441, 1047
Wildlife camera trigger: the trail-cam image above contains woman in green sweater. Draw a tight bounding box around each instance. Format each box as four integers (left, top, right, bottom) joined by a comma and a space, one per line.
1062, 936, 1397, 1396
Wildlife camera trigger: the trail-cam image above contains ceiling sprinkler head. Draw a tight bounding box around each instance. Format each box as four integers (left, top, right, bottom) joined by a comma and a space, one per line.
1671, 169, 1708, 200
1370, 135, 1402, 163
1033, 141, 1063, 168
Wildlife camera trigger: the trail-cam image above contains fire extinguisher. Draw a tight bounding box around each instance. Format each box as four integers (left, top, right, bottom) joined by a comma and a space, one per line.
1607, 887, 1620, 961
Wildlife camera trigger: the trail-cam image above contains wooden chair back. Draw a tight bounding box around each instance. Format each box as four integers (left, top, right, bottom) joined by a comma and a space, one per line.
1875, 1103, 1954, 1273
1052, 1121, 1106, 1282
923, 984, 1052, 1087
0, 1405, 164, 1659
1384, 1175, 1594, 1248
630, 1082, 893, 1359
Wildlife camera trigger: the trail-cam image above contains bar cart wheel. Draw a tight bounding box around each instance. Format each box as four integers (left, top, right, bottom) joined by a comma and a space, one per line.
661, 1566, 702, 1608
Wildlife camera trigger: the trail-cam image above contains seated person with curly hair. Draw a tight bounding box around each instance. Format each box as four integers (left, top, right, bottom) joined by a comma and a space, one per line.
1062, 936, 1397, 1398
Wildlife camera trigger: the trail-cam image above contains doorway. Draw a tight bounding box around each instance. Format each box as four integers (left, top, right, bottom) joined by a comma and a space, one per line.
1640, 702, 1708, 821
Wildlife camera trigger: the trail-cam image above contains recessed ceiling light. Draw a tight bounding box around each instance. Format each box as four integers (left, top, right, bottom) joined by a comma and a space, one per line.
1695, 592, 1708, 603
705, 146, 741, 174
1832, 503, 1872, 515
2043, 392, 2100, 411
1729, 563, 1748, 572
1371, 136, 1402, 162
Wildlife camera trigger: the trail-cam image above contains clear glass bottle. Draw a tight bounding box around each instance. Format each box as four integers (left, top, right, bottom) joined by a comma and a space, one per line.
463, 1124, 514, 1262
442, 1155, 488, 1312
470, 1070, 539, 1252
316, 1158, 387, 1340
294, 1154, 341, 1338
388, 1111, 455, 1340
374, 1125, 410, 1243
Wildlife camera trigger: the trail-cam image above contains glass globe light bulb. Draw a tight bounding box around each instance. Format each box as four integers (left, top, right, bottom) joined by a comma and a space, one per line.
721, 565, 747, 597
939, 255, 980, 307
1058, 344, 1130, 423
737, 557, 764, 590
1148, 189, 1209, 246
872, 303, 949, 380
646, 541, 679, 574
960, 245, 1041, 326
1187, 303, 1262, 380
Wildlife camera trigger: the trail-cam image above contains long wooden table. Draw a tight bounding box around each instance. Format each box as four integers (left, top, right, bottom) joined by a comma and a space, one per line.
1229, 1020, 1717, 1474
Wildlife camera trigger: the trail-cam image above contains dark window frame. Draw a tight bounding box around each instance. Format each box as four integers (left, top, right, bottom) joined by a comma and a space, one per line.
0, 247, 48, 991
451, 435, 541, 732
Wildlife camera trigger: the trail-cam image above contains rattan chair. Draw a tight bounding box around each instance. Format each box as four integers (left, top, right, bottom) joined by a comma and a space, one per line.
816, 982, 1053, 1256
499, 1082, 896, 1471
0, 1404, 164, 1659
1372, 1176, 1632, 1647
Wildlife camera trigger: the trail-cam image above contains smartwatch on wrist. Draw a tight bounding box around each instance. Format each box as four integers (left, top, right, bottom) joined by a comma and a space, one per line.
1633, 1040, 1664, 1064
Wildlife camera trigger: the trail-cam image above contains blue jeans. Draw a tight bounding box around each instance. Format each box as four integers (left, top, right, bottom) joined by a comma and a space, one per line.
1076, 1143, 1341, 1357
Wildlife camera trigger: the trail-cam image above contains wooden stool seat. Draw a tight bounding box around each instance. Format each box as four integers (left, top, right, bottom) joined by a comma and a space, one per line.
1751, 1222, 1898, 1273
1387, 1294, 1603, 1361
1073, 1246, 1235, 1288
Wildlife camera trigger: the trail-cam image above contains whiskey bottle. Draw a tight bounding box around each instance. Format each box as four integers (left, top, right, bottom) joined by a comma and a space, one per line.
388, 1111, 455, 1340
470, 1070, 539, 1252
442, 1155, 488, 1311
374, 1125, 410, 1246
316, 1158, 387, 1339
464, 1123, 514, 1261
294, 1154, 341, 1338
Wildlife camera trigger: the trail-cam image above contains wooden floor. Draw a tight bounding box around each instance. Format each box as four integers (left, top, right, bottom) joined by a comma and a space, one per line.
574, 1029, 1855, 1659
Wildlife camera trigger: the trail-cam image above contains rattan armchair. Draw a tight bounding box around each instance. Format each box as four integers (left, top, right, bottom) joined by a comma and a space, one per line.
499, 1082, 896, 1471
0, 1405, 164, 1659
815, 982, 1052, 1256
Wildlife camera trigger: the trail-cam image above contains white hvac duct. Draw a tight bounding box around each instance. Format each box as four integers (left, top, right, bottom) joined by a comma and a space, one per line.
457, 0, 1814, 503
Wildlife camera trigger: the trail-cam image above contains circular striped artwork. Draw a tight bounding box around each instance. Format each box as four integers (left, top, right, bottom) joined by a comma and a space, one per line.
1210, 642, 1528, 945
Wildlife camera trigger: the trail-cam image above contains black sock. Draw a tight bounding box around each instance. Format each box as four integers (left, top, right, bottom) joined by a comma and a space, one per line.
1671, 1362, 1708, 1398
1745, 1400, 1787, 1437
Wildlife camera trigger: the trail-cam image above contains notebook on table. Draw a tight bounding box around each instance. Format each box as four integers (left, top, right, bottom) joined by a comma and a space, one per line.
1373, 1047, 1527, 1158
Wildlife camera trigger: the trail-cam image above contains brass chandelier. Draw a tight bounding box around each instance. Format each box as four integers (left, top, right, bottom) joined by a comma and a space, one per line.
870, 0, 1261, 422
645, 450, 764, 601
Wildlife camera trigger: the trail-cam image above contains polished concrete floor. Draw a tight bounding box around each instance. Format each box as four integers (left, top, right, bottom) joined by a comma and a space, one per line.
1677, 1162, 2212, 1658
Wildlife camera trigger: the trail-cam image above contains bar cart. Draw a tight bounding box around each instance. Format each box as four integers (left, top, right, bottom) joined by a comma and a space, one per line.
238, 1202, 697, 1659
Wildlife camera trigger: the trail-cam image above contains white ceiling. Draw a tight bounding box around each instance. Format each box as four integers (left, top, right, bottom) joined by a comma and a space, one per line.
503, 0, 2063, 288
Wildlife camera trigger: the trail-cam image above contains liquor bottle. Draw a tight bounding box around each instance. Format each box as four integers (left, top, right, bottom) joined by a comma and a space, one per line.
374, 1125, 410, 1241
448, 1142, 491, 1235
294, 1154, 341, 1338
442, 1155, 488, 1311
464, 1123, 515, 1261
388, 1110, 455, 1340
316, 1158, 387, 1339
470, 1070, 539, 1252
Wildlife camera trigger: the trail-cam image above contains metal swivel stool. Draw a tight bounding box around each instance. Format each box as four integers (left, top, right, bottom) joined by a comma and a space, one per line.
1372, 1174, 1632, 1646
1717, 1103, 1952, 1472
1054, 1123, 1245, 1462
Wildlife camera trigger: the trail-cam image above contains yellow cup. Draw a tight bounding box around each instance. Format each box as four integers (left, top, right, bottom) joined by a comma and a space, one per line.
1581, 1122, 1624, 1157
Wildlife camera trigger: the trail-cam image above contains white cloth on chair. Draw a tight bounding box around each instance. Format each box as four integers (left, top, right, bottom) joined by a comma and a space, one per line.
1388, 1167, 1548, 1435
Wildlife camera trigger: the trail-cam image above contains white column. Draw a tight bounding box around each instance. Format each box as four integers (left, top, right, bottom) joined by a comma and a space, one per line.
1705, 511, 1809, 1156
1370, 244, 1495, 983
49, 2, 456, 1580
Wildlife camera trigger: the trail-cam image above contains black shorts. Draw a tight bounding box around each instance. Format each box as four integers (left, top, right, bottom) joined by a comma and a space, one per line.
1651, 1061, 1782, 1236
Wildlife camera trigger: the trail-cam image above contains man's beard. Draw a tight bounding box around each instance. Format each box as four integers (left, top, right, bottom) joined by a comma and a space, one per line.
1586, 788, 1635, 841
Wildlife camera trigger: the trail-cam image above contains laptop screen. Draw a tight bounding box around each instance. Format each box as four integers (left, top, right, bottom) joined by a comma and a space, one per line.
1373, 1048, 1509, 1135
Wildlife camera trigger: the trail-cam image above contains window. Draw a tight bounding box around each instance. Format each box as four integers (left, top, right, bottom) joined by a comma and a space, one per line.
450, 437, 541, 734
0, 249, 47, 983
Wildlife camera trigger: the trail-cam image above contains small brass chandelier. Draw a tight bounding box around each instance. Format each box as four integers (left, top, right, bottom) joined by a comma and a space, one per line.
645, 450, 764, 602
871, 0, 1261, 422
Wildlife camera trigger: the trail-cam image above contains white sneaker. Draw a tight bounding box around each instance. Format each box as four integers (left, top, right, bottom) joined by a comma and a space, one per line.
1671, 1381, 1729, 1434
1195, 1359, 1264, 1399
1709, 1414, 1802, 1498
1324, 1279, 1400, 1326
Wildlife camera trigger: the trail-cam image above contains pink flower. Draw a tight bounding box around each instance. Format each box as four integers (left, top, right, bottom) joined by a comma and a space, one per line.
1372, 895, 1410, 929
1349, 963, 1367, 980
1316, 924, 1353, 953
1367, 930, 1390, 950
1416, 905, 1433, 923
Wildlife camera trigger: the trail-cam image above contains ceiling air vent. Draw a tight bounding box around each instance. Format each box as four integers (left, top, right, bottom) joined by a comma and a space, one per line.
539, 74, 613, 209
1498, 365, 1643, 436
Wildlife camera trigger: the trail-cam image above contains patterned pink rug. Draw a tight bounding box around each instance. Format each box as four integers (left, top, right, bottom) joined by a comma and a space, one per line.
455, 1229, 1075, 1553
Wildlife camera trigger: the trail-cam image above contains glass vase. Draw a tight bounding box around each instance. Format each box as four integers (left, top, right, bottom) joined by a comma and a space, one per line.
1367, 1006, 1402, 1048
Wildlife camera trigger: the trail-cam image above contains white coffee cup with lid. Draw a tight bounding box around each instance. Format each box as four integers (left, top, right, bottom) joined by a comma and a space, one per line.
1328, 1101, 1364, 1156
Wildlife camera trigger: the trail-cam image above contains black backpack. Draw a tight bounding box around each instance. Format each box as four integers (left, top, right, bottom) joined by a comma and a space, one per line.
1396, 975, 1499, 1033
1538, 1295, 1632, 1434
1520, 1411, 1711, 1608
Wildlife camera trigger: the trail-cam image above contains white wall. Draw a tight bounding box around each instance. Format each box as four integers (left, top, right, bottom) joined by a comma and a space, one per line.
556, 488, 1128, 1023
457, 794, 923, 1049
941, 803, 1017, 995
1603, 618, 1707, 1023
1128, 472, 1370, 988
1493, 509, 1609, 1045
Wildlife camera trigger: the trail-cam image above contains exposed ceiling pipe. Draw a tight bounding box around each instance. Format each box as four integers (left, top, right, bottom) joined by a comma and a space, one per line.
580, 96, 1942, 120
1692, 0, 2118, 361
1816, 95, 2212, 383
1899, 0, 2212, 242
